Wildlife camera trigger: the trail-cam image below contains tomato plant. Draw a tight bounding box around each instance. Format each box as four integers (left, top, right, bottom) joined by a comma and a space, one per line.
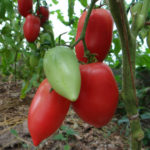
147, 31, 150, 49
43, 46, 81, 101
23, 14, 40, 42
72, 63, 119, 128
37, 6, 49, 26
18, 0, 32, 17
75, 8, 113, 62
28, 79, 70, 146
29, 54, 39, 68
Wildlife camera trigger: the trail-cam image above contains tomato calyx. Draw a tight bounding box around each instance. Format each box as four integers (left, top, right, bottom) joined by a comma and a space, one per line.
84, 50, 98, 63
50, 88, 54, 93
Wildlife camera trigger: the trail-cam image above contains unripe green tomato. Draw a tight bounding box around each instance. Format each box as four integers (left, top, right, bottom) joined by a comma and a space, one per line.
29, 55, 39, 68
43, 46, 81, 101
136, 14, 145, 30
147, 31, 150, 49
130, 2, 142, 16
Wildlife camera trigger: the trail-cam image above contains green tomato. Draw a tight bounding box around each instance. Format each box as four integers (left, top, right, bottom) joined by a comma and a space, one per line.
147, 31, 150, 49
130, 2, 142, 17
29, 55, 39, 68
43, 46, 81, 101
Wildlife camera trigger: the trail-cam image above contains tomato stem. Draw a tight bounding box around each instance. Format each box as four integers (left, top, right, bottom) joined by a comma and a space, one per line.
71, 0, 96, 49
82, 39, 88, 53
37, 0, 40, 16
108, 0, 150, 149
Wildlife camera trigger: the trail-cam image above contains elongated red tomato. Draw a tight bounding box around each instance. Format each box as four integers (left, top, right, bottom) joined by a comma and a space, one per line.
28, 79, 70, 146
72, 63, 118, 128
37, 6, 49, 25
23, 14, 40, 42
75, 8, 113, 63
18, 0, 33, 17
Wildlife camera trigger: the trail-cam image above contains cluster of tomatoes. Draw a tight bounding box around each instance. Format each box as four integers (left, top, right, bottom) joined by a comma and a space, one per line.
27, 7, 119, 147
18, 0, 49, 42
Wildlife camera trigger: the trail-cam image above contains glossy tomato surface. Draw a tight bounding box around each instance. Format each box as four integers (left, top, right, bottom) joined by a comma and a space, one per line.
43, 46, 81, 102
18, 0, 32, 17
28, 79, 70, 146
23, 14, 40, 42
72, 63, 118, 128
75, 8, 113, 63
37, 6, 49, 25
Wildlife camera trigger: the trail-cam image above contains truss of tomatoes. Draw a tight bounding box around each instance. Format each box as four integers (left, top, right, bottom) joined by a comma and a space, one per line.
27, 8, 119, 146
18, 0, 49, 42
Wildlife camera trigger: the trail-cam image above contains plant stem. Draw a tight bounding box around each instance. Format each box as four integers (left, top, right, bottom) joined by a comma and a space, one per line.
107, 0, 146, 149
71, 0, 97, 49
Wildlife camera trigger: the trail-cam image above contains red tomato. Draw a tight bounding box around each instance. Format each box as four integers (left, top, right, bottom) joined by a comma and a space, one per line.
72, 63, 118, 128
18, 0, 33, 17
37, 6, 49, 25
23, 14, 40, 42
75, 8, 113, 63
28, 79, 70, 146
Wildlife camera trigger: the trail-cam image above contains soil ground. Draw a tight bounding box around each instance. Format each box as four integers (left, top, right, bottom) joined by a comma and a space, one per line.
0, 80, 144, 150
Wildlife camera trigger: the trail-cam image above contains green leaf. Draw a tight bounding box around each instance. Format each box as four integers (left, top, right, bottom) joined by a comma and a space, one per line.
52, 0, 59, 5
2, 49, 15, 64
140, 112, 150, 120
20, 74, 39, 99
118, 116, 129, 125
113, 38, 121, 56
22, 144, 28, 148
61, 126, 77, 136
68, 0, 75, 23
0, 0, 6, 18
78, 0, 88, 7
53, 133, 67, 141
136, 53, 150, 68
10, 129, 18, 136
64, 144, 70, 150
4, 0, 13, 15
56, 10, 70, 26
20, 81, 30, 99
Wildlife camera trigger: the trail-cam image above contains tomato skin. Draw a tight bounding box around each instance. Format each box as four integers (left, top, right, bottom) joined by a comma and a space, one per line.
75, 8, 113, 63
72, 63, 118, 128
18, 0, 32, 17
37, 6, 49, 25
23, 14, 40, 42
28, 79, 70, 146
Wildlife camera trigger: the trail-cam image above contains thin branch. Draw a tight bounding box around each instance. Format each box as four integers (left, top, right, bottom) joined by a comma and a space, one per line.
126, 0, 135, 14
37, 0, 40, 15
71, 0, 97, 49
58, 32, 67, 45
